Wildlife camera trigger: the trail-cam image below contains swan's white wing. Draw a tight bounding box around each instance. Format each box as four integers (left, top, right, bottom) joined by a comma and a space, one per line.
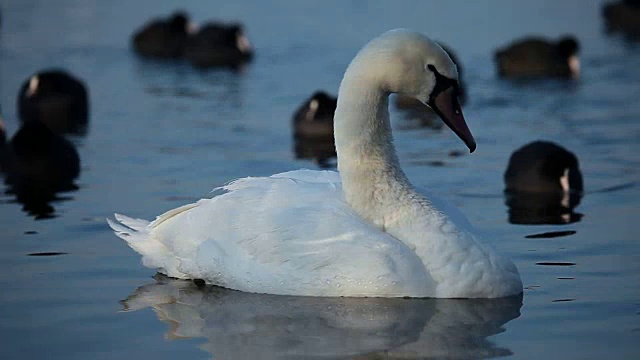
270, 169, 342, 184
114, 170, 434, 297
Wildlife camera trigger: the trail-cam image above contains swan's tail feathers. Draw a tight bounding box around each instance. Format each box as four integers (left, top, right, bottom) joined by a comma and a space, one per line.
107, 213, 172, 271
107, 213, 150, 243
114, 213, 150, 231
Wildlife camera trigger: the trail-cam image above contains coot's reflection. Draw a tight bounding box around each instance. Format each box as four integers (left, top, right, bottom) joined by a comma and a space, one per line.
1, 121, 80, 219
505, 191, 583, 225
122, 275, 522, 359
293, 135, 336, 168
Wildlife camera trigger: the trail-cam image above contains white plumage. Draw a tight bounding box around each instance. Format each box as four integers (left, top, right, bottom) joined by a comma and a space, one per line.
109, 29, 522, 298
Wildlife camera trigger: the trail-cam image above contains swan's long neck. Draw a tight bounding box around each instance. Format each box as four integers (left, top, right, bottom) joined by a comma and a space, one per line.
334, 62, 416, 228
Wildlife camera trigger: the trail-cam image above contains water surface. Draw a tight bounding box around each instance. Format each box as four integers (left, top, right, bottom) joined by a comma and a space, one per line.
0, 1, 639, 359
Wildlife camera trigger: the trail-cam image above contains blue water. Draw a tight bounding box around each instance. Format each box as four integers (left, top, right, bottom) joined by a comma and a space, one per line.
1, 0, 639, 359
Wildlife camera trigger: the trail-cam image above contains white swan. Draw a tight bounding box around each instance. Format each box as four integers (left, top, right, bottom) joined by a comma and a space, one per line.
108, 29, 523, 298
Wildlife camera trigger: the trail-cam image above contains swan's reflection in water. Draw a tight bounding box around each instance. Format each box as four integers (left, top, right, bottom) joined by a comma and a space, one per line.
122, 275, 522, 359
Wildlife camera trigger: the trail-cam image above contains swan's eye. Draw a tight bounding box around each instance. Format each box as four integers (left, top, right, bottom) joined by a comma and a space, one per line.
452, 95, 461, 114
427, 65, 457, 101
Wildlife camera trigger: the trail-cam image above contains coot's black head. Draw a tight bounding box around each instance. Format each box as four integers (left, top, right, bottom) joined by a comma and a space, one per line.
229, 24, 252, 55
19, 69, 86, 98
17, 69, 89, 134
307, 91, 337, 118
504, 141, 584, 224
557, 36, 580, 58
505, 140, 583, 194
540, 143, 583, 192
228, 24, 243, 36
310, 91, 336, 105
169, 11, 189, 33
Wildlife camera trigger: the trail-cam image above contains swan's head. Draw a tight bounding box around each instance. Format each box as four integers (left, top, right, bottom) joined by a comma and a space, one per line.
355, 29, 476, 152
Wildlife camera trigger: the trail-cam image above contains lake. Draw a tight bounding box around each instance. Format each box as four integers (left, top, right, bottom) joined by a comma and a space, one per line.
0, 0, 638, 359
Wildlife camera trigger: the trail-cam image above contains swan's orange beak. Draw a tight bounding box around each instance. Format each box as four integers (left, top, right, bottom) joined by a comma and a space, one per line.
431, 87, 476, 153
